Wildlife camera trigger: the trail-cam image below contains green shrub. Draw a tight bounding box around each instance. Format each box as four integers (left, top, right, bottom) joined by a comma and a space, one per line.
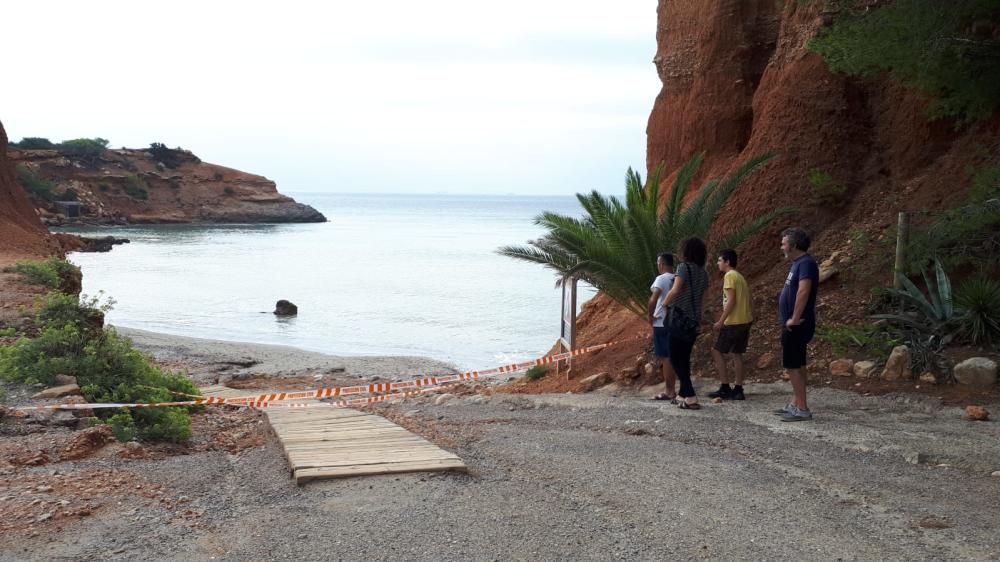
0, 327, 16, 337
817, 324, 901, 363
808, 169, 847, 205
8, 257, 79, 290
14, 137, 56, 150
123, 175, 149, 200
15, 164, 56, 201
809, 0, 1000, 121
0, 293, 197, 442
106, 412, 135, 442
57, 138, 109, 167
524, 365, 548, 381
906, 164, 1000, 274
954, 277, 1000, 346
147, 142, 184, 169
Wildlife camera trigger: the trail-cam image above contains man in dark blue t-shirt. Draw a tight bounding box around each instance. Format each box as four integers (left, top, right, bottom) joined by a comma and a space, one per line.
776, 227, 819, 422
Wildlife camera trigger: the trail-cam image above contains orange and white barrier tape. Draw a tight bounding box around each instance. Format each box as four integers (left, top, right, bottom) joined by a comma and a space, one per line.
5, 335, 644, 416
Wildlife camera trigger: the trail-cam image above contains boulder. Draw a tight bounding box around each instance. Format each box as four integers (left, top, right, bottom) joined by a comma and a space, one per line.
818, 266, 839, 284
54, 374, 77, 386
965, 405, 990, 421
32, 384, 80, 399
643, 362, 655, 377
61, 425, 115, 460
829, 359, 854, 377
273, 300, 298, 316
580, 372, 613, 392
853, 361, 877, 378
953, 357, 998, 388
434, 393, 454, 406
755, 352, 775, 370
881, 346, 910, 381
619, 367, 640, 380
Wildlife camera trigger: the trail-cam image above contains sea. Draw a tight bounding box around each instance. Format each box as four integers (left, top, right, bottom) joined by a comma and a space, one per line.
58, 193, 596, 370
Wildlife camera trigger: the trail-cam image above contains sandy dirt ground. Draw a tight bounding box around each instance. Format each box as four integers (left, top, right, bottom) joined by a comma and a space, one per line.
1, 332, 999, 561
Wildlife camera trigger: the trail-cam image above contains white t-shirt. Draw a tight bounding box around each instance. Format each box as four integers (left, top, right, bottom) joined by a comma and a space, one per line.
650, 272, 675, 327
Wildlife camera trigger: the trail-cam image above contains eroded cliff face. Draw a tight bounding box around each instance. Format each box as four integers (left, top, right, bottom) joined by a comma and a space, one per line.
0, 121, 54, 259
570, 0, 1000, 376
10, 148, 325, 225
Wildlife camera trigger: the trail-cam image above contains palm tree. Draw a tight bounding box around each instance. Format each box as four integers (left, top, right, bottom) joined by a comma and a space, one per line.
498, 152, 785, 316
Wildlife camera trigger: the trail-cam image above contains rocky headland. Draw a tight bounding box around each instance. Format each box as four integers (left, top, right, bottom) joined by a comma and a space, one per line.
9, 143, 325, 226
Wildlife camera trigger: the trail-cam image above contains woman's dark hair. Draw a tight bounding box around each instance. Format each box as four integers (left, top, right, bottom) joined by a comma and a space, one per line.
657, 252, 674, 268
678, 237, 707, 267
782, 227, 811, 252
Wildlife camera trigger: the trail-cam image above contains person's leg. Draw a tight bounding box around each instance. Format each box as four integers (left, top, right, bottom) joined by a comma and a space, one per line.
731, 353, 744, 386
712, 348, 729, 383
670, 336, 696, 400
788, 368, 808, 410
709, 331, 732, 398
662, 357, 677, 397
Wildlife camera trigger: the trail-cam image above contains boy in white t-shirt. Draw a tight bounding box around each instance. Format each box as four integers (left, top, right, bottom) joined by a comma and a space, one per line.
647, 253, 677, 401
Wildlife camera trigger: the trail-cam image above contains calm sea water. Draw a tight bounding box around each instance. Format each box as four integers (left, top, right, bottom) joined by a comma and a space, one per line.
59, 193, 594, 370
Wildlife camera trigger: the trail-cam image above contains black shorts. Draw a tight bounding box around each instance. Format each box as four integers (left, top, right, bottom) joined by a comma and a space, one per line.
781, 323, 815, 369
714, 323, 751, 354
652, 326, 670, 358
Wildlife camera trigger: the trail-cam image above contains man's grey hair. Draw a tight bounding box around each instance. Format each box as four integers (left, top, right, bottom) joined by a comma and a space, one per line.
782, 227, 811, 252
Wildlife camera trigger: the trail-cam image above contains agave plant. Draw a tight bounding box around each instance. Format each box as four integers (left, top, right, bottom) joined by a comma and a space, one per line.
954, 276, 1000, 346
498, 152, 784, 316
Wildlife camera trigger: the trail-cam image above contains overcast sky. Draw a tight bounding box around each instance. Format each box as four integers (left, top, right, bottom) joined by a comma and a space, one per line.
2, 0, 660, 195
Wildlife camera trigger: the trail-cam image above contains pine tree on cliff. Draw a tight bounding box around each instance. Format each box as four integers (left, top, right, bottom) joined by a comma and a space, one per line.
498, 153, 783, 316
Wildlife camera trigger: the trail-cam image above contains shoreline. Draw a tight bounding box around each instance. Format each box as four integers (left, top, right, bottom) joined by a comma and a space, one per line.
116, 326, 460, 388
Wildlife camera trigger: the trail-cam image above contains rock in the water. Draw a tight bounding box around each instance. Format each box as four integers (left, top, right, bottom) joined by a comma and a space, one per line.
965, 405, 990, 421
580, 372, 613, 391
273, 300, 298, 316
953, 357, 998, 388
853, 361, 876, 378
32, 384, 80, 399
881, 346, 910, 381
830, 359, 854, 377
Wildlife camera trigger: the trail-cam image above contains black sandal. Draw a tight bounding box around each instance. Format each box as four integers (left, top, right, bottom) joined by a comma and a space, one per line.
652, 393, 678, 404
677, 400, 701, 410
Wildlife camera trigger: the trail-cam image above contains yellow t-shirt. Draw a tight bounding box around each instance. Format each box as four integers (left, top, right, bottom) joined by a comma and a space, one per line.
722, 269, 753, 325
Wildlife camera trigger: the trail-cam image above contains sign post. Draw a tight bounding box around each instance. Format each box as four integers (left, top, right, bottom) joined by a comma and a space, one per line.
558, 276, 577, 379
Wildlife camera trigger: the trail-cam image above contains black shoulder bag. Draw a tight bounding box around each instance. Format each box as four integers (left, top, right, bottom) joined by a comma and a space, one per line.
667, 264, 700, 343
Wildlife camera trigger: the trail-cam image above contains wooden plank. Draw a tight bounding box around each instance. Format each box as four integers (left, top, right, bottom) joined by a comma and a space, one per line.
295, 459, 468, 482
203, 386, 466, 483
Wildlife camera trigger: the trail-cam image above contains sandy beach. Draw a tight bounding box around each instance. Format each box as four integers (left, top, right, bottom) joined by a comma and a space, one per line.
115, 326, 461, 388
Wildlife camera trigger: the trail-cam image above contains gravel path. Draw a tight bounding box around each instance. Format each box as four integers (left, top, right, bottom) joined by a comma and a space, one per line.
3, 382, 998, 561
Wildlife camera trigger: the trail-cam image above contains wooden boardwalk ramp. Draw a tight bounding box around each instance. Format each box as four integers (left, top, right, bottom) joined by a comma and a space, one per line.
200, 385, 467, 483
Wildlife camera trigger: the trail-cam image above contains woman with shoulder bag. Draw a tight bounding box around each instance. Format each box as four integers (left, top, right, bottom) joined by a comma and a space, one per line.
660, 237, 709, 410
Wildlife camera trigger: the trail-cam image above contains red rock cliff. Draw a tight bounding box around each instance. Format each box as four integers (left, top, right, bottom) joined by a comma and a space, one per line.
571, 1, 999, 374
0, 121, 53, 258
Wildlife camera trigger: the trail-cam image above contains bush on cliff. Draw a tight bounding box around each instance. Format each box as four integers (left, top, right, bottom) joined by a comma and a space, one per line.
123, 175, 149, 200
147, 142, 186, 169
57, 138, 109, 167
0, 293, 198, 442
15, 164, 56, 202
499, 152, 783, 316
12, 137, 56, 150
6, 257, 80, 290
809, 0, 1000, 121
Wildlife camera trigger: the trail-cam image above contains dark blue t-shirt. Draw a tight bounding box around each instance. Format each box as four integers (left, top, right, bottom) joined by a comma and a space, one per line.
779, 254, 819, 325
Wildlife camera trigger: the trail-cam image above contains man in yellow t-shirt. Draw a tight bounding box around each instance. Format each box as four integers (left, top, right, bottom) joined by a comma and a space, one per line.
708, 249, 753, 401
